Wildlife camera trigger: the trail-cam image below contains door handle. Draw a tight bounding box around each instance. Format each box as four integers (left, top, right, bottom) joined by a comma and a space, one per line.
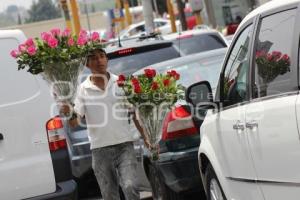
233, 121, 245, 131
246, 121, 258, 129
0, 133, 3, 141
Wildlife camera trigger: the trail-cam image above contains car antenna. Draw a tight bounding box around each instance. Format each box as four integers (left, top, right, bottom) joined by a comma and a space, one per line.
116, 26, 122, 48
118, 35, 122, 47
178, 25, 182, 57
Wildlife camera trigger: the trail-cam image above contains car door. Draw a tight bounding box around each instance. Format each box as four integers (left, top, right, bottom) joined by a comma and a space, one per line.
0, 34, 56, 199
246, 7, 300, 200
214, 23, 264, 200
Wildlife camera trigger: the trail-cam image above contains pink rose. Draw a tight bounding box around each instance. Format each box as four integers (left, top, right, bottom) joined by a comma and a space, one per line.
255, 50, 266, 58
10, 50, 19, 58
62, 28, 71, 37
68, 37, 74, 46
50, 28, 61, 37
79, 29, 87, 37
47, 37, 58, 48
77, 36, 87, 46
267, 53, 273, 61
25, 38, 34, 47
91, 32, 100, 41
282, 54, 290, 61
272, 51, 282, 60
27, 46, 37, 56
41, 32, 51, 42
18, 44, 27, 52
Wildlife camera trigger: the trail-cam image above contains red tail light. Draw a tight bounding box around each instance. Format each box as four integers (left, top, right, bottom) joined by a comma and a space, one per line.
162, 106, 198, 141
46, 116, 67, 152
118, 48, 134, 55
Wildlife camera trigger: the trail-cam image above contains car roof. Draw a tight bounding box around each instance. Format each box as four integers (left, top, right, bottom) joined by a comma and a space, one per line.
0, 29, 26, 41
133, 47, 227, 75
162, 29, 221, 40
240, 0, 299, 28
124, 18, 169, 29
104, 39, 174, 54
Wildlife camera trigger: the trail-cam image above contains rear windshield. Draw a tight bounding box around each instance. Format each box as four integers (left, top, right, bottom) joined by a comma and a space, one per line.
107, 46, 180, 75
173, 34, 227, 55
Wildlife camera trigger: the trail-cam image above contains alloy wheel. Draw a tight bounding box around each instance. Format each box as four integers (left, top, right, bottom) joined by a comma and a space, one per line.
210, 178, 224, 200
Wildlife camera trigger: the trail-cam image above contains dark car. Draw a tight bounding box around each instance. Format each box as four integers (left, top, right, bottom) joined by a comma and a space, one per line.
133, 48, 227, 199
63, 38, 183, 197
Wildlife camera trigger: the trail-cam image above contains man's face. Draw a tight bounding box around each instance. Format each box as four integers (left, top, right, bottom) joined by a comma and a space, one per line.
86, 51, 108, 74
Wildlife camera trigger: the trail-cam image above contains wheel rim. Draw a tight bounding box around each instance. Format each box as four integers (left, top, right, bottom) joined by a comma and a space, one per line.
210, 178, 224, 200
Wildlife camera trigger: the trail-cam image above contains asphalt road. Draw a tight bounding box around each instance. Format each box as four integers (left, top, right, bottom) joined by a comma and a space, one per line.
81, 191, 206, 200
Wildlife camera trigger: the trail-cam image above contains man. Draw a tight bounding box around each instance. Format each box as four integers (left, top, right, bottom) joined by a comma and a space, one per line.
60, 48, 151, 200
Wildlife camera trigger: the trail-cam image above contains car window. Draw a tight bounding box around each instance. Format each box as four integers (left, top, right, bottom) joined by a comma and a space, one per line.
155, 54, 225, 88
155, 21, 167, 27
106, 46, 180, 75
172, 34, 227, 55
222, 24, 253, 107
253, 9, 296, 98
129, 25, 145, 36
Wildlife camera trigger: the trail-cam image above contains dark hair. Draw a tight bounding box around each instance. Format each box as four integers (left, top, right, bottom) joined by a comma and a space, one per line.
86, 48, 107, 63
88, 48, 106, 57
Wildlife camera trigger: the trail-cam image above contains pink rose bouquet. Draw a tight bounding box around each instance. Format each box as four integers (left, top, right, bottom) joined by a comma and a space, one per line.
10, 28, 104, 105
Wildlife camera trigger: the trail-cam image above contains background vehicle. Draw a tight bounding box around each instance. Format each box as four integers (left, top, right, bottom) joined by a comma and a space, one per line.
0, 30, 77, 200
162, 29, 228, 56
175, 6, 197, 30
187, 1, 300, 200
134, 48, 227, 199
118, 18, 181, 39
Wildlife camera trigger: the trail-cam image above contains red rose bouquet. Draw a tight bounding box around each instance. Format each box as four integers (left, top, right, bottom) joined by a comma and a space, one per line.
117, 68, 184, 160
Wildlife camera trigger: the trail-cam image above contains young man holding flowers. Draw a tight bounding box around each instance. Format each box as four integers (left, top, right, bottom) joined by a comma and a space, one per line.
60, 48, 151, 200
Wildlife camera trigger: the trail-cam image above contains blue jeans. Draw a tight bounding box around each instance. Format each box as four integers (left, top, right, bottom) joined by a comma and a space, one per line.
92, 142, 140, 200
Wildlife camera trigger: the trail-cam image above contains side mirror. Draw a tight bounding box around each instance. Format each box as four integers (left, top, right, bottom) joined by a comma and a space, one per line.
186, 81, 213, 107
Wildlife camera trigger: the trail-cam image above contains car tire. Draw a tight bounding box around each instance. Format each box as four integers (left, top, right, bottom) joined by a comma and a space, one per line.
205, 164, 227, 200
148, 164, 182, 200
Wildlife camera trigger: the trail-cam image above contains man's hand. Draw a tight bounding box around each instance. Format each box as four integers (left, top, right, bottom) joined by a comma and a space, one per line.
59, 103, 72, 117
143, 138, 153, 150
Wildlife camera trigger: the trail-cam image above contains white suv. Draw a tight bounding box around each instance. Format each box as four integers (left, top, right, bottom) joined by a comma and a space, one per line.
0, 30, 77, 199
186, 0, 300, 200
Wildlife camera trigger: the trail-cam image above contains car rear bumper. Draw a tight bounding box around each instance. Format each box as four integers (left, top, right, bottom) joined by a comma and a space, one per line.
25, 180, 78, 200
156, 147, 203, 193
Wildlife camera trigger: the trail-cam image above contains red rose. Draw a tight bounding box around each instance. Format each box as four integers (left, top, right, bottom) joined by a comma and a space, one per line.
144, 69, 156, 78
131, 78, 139, 85
174, 73, 180, 80
118, 74, 126, 82
151, 81, 159, 90
167, 70, 180, 80
117, 80, 125, 87
163, 79, 170, 87
134, 84, 142, 93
